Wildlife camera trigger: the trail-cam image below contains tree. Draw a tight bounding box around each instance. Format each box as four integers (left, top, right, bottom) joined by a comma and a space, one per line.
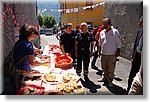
51, 16, 56, 27
37, 15, 43, 27
41, 15, 56, 28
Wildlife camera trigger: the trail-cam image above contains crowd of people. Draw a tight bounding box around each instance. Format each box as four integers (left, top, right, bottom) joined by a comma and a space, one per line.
56, 17, 143, 94
3, 16, 142, 95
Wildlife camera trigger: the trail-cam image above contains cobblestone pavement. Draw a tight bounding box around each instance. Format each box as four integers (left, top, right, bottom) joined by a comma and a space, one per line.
40, 35, 131, 95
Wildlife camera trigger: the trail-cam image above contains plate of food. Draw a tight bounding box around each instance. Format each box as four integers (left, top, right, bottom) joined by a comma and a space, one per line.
17, 85, 45, 95
22, 73, 43, 86
42, 73, 63, 84
31, 66, 49, 73
57, 81, 85, 95
50, 68, 62, 74
35, 55, 49, 63
62, 73, 80, 83
55, 54, 73, 69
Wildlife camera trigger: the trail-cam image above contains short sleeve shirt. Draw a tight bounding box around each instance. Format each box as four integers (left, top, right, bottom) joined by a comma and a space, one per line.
13, 40, 34, 71
59, 32, 76, 53
76, 32, 94, 51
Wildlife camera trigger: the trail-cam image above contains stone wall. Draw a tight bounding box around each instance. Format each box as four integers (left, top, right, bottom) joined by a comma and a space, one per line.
104, 0, 143, 60
2, 1, 38, 61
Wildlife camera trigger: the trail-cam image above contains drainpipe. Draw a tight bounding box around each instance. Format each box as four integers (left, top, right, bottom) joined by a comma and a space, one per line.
76, 1, 78, 25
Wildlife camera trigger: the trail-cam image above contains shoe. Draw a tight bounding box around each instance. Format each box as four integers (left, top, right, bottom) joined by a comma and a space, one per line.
108, 82, 113, 87
77, 73, 81, 76
91, 65, 98, 69
83, 74, 89, 80
98, 78, 106, 82
83, 72, 88, 77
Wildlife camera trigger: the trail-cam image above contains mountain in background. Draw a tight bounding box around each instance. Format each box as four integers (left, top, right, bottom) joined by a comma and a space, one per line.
37, 0, 60, 23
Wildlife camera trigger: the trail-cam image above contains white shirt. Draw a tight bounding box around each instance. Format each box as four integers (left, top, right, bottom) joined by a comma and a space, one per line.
99, 27, 121, 55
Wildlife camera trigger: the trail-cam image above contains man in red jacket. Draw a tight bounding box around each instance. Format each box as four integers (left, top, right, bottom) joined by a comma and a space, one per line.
91, 25, 104, 68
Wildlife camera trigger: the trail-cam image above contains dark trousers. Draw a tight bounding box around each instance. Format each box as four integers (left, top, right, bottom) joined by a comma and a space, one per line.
77, 50, 90, 74
70, 51, 76, 63
91, 41, 99, 66
127, 52, 141, 93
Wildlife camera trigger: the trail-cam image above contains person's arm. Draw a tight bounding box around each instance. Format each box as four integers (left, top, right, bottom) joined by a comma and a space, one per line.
34, 48, 42, 55
98, 32, 102, 57
75, 40, 78, 58
32, 41, 42, 55
90, 42, 94, 58
27, 55, 48, 66
59, 34, 65, 54
60, 45, 65, 54
75, 34, 79, 58
26, 43, 47, 66
115, 30, 122, 57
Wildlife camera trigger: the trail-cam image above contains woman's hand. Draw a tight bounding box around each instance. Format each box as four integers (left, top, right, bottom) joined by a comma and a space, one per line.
34, 48, 43, 55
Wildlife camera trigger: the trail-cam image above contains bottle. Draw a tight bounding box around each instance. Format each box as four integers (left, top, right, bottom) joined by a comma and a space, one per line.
48, 53, 55, 73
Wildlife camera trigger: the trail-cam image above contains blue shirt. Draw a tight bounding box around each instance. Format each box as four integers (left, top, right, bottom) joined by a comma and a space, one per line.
13, 40, 34, 71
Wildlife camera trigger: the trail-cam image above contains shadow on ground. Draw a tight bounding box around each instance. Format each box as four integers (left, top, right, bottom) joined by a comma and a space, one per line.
103, 83, 127, 95
80, 76, 101, 93
91, 66, 103, 76
114, 76, 123, 81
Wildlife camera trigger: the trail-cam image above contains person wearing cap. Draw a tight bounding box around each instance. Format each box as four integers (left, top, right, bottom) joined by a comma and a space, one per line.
98, 18, 122, 87
75, 22, 94, 77
59, 23, 76, 63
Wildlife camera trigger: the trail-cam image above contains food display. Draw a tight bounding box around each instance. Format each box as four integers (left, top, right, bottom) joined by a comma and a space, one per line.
57, 81, 84, 95
44, 74, 57, 82
62, 74, 72, 83
62, 73, 80, 83
44, 90, 63, 95
22, 73, 43, 86
55, 54, 73, 69
31, 66, 49, 73
35, 55, 49, 63
24, 76, 42, 81
50, 68, 62, 74
49, 45, 60, 49
43, 73, 62, 84
19, 44, 85, 95
49, 45, 62, 54
17, 85, 45, 95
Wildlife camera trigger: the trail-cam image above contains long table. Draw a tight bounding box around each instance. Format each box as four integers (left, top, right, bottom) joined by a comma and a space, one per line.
18, 45, 85, 95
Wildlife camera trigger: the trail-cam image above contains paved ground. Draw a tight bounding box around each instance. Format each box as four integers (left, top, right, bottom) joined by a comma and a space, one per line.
40, 35, 132, 95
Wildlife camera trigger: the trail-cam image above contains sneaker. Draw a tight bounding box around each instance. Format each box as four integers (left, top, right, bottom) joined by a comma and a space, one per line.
108, 82, 113, 87
98, 78, 106, 82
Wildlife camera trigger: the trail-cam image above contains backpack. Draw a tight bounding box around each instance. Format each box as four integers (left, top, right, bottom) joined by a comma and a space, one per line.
3, 49, 16, 78
3, 41, 26, 78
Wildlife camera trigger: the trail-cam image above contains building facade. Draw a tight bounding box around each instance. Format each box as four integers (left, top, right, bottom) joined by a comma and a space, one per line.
104, 0, 143, 60
59, 0, 104, 29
